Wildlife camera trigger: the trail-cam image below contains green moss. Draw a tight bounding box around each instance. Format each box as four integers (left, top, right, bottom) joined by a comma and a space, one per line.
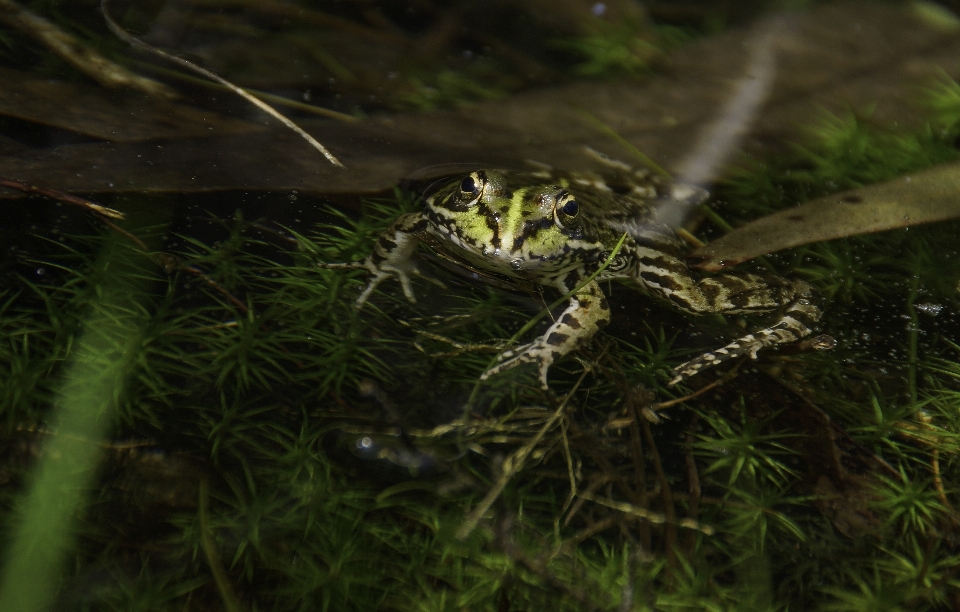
5, 78, 960, 610
557, 23, 692, 78
925, 75, 960, 130
396, 69, 513, 112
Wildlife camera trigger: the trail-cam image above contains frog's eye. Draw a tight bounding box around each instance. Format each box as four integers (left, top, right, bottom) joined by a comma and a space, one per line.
460, 175, 478, 194
457, 171, 485, 206
553, 192, 580, 229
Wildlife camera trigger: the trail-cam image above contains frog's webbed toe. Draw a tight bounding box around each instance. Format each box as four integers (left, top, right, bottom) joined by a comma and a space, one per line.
362, 264, 417, 306
319, 258, 420, 307
481, 339, 556, 389
319, 212, 430, 308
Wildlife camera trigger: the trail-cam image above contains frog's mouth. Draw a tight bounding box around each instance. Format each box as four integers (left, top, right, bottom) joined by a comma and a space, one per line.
438, 236, 583, 280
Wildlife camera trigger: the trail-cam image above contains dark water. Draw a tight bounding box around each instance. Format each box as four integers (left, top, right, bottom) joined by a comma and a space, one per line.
2, 1, 960, 610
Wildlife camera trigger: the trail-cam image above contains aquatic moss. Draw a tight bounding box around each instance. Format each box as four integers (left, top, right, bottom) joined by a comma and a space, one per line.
3, 87, 960, 611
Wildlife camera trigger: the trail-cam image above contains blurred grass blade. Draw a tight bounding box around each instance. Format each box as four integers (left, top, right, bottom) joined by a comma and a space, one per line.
0, 238, 149, 612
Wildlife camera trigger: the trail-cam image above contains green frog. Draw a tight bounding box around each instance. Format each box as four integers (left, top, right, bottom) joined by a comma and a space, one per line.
323, 159, 821, 389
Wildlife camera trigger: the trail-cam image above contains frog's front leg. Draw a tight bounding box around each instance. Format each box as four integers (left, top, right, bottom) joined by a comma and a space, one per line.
481, 276, 611, 389
321, 213, 433, 307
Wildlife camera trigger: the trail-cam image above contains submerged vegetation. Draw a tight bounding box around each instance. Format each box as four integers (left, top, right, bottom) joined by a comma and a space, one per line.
0, 0, 705, 114
3, 0, 960, 608
2, 77, 960, 609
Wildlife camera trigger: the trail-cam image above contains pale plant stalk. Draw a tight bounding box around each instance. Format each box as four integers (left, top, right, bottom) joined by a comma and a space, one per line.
101, 0, 345, 168
660, 13, 796, 229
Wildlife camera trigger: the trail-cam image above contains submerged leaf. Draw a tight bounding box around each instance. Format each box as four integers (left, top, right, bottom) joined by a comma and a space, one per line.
690, 160, 960, 271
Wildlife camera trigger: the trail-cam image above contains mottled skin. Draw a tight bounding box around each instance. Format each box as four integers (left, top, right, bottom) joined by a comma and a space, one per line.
324, 164, 821, 388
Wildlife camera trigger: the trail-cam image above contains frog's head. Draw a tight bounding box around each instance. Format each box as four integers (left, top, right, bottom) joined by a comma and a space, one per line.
424, 170, 590, 271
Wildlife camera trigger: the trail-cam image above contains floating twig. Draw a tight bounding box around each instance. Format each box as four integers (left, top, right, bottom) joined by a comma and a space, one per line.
649, 362, 742, 413
98, 222, 251, 316
0, 178, 124, 219
6, 179, 253, 316
101, 0, 345, 168
578, 492, 713, 535
626, 389, 652, 550
132, 60, 359, 123
900, 413, 960, 525
456, 369, 590, 540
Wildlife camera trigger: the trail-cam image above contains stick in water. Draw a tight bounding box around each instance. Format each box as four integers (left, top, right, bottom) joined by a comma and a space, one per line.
100, 0, 345, 168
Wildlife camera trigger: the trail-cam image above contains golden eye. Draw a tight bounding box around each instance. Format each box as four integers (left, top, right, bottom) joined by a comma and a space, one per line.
553, 191, 580, 229
457, 171, 485, 206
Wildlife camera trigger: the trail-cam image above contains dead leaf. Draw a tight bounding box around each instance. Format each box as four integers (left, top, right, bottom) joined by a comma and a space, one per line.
689, 160, 960, 271
0, 66, 260, 142
2, 2, 960, 197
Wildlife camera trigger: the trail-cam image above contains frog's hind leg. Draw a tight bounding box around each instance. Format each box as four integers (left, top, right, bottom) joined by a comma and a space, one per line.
667, 283, 822, 386
481, 278, 611, 389
632, 251, 822, 385
320, 212, 436, 307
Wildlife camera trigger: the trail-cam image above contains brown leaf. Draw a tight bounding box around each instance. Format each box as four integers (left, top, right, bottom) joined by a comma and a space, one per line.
2, 2, 960, 196
689, 160, 960, 271
0, 66, 260, 142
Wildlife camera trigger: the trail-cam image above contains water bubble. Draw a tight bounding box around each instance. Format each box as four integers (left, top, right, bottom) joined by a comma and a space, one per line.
916, 303, 943, 316
510, 258, 524, 270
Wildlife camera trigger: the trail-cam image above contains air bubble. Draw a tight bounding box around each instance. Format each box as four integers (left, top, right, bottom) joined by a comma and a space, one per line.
916, 303, 943, 316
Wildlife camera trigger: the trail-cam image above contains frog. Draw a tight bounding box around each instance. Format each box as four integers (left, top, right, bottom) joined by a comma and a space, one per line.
322, 156, 822, 389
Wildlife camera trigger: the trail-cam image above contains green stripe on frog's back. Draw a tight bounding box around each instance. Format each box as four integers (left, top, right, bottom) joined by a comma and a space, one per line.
426, 176, 594, 276
502, 177, 602, 264
500, 186, 532, 254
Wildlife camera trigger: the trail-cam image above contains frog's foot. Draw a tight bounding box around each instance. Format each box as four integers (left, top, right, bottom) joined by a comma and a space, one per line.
319, 212, 438, 308
360, 261, 420, 306
480, 338, 558, 390
480, 278, 611, 389
320, 258, 424, 307
668, 297, 823, 386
